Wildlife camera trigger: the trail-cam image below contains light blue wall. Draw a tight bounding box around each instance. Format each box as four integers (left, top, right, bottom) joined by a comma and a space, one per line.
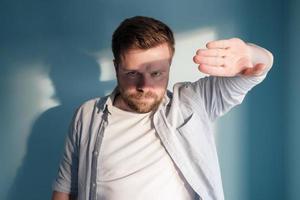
287, 0, 300, 199
0, 0, 295, 200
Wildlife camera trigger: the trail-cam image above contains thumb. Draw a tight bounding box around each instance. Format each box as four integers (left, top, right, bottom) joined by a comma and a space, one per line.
240, 63, 267, 76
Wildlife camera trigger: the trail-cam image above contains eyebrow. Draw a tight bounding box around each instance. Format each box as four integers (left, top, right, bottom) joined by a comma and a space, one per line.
120, 68, 167, 75
119, 68, 139, 73
120, 64, 169, 71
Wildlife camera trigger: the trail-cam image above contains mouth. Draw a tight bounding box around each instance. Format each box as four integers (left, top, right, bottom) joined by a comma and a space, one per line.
132, 96, 155, 103
130, 92, 156, 100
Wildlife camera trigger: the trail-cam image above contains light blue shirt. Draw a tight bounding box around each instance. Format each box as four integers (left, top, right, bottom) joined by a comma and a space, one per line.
53, 73, 268, 200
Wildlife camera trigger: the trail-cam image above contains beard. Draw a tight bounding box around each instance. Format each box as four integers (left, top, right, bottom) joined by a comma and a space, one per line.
119, 89, 164, 113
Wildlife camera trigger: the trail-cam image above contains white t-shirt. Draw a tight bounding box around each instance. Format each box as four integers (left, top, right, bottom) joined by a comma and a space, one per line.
96, 101, 196, 200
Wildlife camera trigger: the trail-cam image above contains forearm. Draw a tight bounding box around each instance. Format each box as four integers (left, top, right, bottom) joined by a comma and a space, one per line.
190, 38, 274, 120
51, 191, 76, 200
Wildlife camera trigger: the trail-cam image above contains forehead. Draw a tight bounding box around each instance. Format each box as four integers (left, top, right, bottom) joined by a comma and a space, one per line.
120, 43, 172, 71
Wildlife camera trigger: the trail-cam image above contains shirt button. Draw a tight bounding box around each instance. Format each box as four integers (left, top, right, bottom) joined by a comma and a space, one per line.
94, 151, 98, 156
92, 183, 96, 187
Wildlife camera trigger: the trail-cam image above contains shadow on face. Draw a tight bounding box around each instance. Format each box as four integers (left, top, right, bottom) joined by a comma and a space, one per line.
116, 58, 171, 113
114, 44, 173, 113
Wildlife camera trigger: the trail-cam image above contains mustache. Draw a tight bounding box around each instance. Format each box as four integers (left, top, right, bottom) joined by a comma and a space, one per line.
128, 91, 157, 99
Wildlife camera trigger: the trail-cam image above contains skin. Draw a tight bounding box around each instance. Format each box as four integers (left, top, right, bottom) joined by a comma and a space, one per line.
193, 38, 273, 77
51, 191, 75, 200
51, 38, 273, 199
113, 43, 173, 113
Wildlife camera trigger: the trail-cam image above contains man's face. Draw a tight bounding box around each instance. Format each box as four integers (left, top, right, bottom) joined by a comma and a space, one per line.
115, 43, 172, 113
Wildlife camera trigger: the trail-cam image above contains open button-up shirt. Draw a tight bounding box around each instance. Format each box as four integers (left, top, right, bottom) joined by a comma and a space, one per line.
53, 73, 268, 200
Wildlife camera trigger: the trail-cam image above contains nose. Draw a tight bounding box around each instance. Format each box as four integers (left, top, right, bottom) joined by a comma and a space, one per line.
136, 75, 151, 92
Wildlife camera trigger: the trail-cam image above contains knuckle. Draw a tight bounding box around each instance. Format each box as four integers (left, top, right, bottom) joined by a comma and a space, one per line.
193, 55, 199, 63
222, 49, 228, 57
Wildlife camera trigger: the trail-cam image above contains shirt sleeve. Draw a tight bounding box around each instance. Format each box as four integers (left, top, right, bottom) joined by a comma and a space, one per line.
182, 71, 271, 121
52, 109, 80, 195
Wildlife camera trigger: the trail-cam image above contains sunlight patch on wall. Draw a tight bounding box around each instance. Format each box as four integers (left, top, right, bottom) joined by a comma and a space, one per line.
7, 61, 59, 180
92, 50, 116, 96
95, 50, 116, 82
11, 62, 60, 116
169, 27, 217, 89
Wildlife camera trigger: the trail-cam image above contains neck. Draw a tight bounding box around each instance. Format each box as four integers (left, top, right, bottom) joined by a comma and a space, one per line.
113, 93, 134, 112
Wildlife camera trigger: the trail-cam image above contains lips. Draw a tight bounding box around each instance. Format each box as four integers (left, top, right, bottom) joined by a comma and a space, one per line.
129, 92, 157, 100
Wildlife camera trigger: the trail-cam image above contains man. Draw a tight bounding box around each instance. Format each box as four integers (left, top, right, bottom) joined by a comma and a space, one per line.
52, 16, 273, 200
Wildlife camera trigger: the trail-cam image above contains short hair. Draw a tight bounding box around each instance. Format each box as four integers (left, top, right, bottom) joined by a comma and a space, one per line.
112, 16, 175, 66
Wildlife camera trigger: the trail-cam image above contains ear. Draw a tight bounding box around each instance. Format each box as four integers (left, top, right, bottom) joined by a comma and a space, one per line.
113, 59, 119, 78
113, 59, 118, 70
169, 58, 173, 67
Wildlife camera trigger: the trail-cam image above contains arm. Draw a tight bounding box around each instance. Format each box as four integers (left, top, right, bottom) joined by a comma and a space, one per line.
52, 110, 80, 199
187, 38, 273, 120
51, 191, 76, 200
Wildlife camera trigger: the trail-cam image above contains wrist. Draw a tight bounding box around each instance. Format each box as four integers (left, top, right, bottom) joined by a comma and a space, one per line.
247, 42, 274, 69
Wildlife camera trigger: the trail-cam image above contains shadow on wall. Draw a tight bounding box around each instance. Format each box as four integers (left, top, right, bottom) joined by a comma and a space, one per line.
0, 0, 120, 199
6, 46, 115, 199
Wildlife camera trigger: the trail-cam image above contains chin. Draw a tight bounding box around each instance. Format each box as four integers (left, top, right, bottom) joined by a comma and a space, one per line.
129, 100, 161, 113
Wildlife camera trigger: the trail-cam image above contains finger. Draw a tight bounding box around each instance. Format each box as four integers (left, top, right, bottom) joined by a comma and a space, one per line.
196, 48, 228, 57
241, 63, 267, 76
198, 64, 228, 76
206, 39, 230, 49
193, 55, 225, 66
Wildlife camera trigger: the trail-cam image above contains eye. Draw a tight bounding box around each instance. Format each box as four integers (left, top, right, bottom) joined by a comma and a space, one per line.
151, 71, 162, 77
126, 71, 138, 77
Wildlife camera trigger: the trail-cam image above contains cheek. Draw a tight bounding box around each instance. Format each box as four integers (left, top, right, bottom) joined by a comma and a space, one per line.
118, 76, 137, 89
152, 79, 168, 94
153, 77, 168, 88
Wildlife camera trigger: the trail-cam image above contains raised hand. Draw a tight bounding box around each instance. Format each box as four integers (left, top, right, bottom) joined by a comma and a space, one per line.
193, 38, 269, 77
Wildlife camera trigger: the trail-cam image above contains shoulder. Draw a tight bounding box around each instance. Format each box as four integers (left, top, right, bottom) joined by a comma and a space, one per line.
74, 95, 109, 120
170, 80, 207, 114
172, 81, 199, 100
